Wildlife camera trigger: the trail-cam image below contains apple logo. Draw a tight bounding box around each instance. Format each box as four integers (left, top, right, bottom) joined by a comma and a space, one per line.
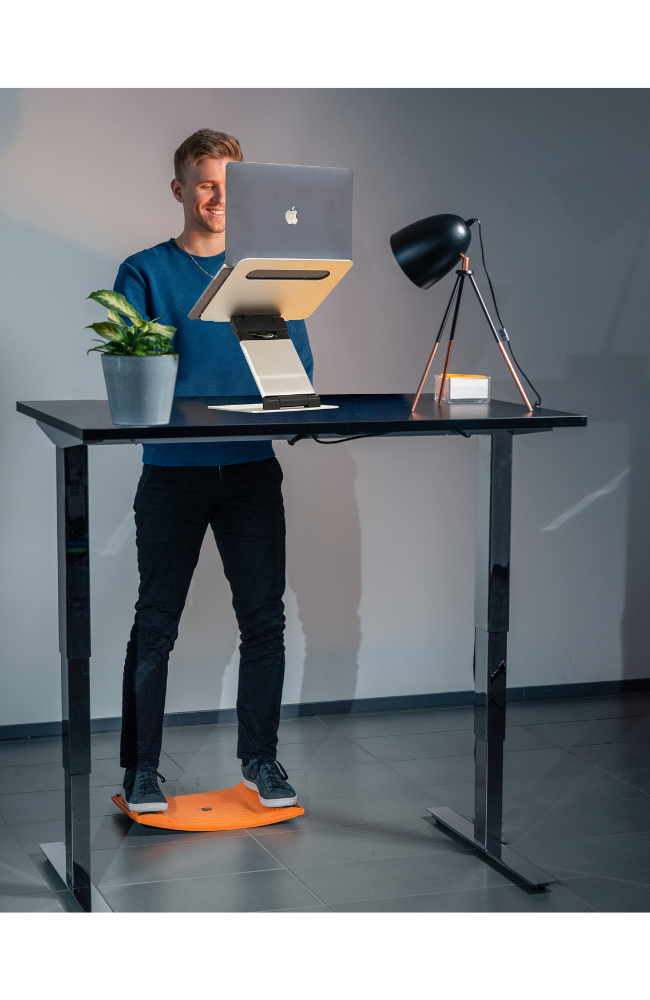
285, 206, 298, 225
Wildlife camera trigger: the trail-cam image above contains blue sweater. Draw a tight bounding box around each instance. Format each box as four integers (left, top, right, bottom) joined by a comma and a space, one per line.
113, 239, 314, 466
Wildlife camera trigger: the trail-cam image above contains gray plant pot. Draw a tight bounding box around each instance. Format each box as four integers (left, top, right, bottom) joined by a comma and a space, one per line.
101, 354, 179, 426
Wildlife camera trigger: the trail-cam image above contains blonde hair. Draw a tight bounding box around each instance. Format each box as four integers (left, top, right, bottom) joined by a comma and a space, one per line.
173, 129, 243, 182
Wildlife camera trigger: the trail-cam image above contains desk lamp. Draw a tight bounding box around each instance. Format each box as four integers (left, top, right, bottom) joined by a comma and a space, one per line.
390, 214, 534, 413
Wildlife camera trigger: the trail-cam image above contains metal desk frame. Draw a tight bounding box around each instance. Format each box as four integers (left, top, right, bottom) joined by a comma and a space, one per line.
16, 394, 587, 910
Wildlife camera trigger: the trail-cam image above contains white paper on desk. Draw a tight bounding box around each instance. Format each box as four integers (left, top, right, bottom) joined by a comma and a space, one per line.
208, 403, 339, 413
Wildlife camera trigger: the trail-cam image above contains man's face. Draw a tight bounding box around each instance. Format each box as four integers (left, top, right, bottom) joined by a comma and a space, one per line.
171, 156, 235, 235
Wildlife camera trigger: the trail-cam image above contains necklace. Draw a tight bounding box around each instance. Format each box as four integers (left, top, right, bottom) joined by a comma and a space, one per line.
176, 236, 218, 279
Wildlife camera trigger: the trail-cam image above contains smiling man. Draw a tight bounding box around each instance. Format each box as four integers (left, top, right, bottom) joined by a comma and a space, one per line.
114, 129, 312, 813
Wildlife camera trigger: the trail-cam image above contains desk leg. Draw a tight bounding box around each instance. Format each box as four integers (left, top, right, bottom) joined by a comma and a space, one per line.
39, 445, 111, 912
428, 432, 552, 889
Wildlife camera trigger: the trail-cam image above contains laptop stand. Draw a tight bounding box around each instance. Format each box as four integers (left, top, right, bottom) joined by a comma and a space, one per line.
230, 315, 320, 410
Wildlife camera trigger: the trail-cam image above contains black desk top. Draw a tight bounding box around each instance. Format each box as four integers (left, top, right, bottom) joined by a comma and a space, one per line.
17, 395, 587, 444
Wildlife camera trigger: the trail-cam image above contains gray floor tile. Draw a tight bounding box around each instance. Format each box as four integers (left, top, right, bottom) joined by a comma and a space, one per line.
161, 723, 239, 754
506, 695, 650, 726
516, 830, 650, 877
570, 741, 650, 771
510, 793, 650, 845
251, 814, 469, 868
320, 707, 474, 739
284, 762, 419, 798
328, 883, 593, 912
90, 732, 122, 759
0, 849, 50, 896
288, 849, 515, 905
388, 755, 475, 786
502, 727, 558, 752
350, 814, 472, 853
561, 871, 650, 911
524, 717, 650, 749
502, 748, 593, 779
103, 867, 321, 912
502, 768, 649, 806
93, 831, 282, 886
275, 739, 379, 770
353, 730, 476, 762
301, 785, 442, 829
0, 891, 66, 912
163, 751, 244, 778
0, 761, 66, 795
0, 788, 65, 824
610, 766, 650, 795
266, 904, 332, 912
0, 738, 62, 767
0, 822, 28, 858
277, 718, 337, 744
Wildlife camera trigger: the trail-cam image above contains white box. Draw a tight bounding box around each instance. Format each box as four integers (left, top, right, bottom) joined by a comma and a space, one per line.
435, 374, 491, 402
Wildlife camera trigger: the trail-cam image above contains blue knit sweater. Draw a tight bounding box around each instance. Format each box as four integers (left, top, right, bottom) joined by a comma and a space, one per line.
113, 239, 314, 466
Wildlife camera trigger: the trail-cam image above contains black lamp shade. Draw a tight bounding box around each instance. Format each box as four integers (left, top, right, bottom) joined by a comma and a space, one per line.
390, 214, 472, 289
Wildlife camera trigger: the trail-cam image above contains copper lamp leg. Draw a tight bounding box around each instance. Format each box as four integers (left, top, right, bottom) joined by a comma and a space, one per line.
411, 342, 440, 414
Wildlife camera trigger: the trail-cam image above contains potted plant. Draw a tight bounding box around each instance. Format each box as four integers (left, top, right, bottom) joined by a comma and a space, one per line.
87, 290, 178, 426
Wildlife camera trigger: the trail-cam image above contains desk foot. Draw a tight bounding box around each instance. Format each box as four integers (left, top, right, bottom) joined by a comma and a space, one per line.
40, 842, 112, 913
427, 806, 552, 889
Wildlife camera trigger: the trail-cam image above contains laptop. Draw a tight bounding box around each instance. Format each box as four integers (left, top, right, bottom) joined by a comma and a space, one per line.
224, 161, 353, 266
189, 161, 353, 321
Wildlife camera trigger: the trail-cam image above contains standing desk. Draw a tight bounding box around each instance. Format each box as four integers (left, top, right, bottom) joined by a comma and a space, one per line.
17, 394, 587, 911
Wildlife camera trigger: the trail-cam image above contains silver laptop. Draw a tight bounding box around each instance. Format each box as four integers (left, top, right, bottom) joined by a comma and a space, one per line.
224, 161, 352, 266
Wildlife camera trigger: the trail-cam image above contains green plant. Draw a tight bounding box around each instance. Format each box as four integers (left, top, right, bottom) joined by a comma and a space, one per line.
86, 290, 176, 356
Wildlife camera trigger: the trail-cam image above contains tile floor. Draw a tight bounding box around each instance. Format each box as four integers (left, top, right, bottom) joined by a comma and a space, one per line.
3, 692, 650, 912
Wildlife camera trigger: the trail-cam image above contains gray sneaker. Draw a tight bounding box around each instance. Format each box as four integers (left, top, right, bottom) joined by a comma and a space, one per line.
122, 768, 168, 813
241, 759, 297, 807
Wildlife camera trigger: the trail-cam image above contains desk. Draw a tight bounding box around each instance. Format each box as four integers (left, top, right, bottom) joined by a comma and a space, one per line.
17, 394, 587, 910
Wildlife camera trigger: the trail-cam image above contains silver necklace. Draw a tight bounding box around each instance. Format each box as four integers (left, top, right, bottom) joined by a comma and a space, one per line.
176, 236, 217, 279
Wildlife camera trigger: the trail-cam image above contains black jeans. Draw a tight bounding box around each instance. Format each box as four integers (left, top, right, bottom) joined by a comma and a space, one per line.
120, 458, 286, 770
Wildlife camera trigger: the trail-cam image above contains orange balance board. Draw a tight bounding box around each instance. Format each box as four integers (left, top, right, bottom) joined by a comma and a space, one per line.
111, 781, 304, 831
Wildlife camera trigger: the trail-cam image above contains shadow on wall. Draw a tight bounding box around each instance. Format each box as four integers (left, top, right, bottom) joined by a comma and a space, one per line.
279, 439, 362, 707
542, 353, 650, 681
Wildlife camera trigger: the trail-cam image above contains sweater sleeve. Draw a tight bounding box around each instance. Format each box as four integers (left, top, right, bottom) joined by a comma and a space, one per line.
288, 319, 315, 382
113, 261, 152, 322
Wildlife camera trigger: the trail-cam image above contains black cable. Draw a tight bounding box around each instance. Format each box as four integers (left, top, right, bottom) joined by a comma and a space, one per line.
467, 218, 542, 409
288, 432, 387, 446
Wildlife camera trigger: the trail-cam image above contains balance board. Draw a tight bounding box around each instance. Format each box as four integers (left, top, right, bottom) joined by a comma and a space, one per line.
112, 781, 304, 831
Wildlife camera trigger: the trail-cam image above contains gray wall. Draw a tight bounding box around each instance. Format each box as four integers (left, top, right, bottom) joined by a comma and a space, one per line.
1, 88, 648, 727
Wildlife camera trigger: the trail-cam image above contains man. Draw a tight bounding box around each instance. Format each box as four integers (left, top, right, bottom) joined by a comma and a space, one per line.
117, 129, 311, 812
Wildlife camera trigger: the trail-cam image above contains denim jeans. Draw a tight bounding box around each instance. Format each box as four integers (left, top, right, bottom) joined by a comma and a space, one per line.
120, 458, 286, 770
